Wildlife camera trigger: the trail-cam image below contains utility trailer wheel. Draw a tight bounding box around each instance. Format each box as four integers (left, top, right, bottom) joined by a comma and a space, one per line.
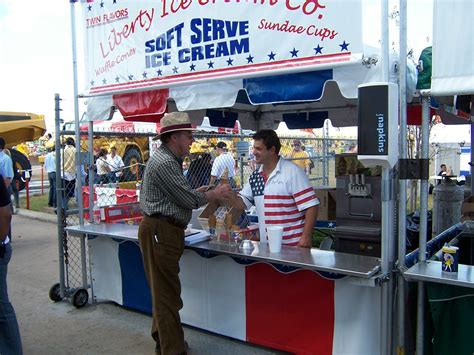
49, 283, 63, 302
71, 288, 89, 308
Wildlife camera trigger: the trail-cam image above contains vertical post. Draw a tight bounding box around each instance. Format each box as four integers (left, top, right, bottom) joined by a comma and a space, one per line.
88, 121, 94, 223
380, 1, 394, 354
323, 120, 329, 186
25, 179, 30, 210
415, 94, 430, 355
55, 93, 66, 299
239, 156, 244, 189
70, 1, 84, 227
41, 164, 44, 195
397, 0, 408, 354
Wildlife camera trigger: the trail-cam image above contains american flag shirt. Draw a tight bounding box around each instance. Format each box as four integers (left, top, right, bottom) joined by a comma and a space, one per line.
239, 158, 319, 245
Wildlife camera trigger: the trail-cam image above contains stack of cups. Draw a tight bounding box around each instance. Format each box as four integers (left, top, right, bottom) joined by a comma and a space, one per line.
267, 226, 283, 253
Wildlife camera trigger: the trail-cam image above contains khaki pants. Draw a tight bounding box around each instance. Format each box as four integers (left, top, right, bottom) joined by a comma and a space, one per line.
138, 215, 186, 355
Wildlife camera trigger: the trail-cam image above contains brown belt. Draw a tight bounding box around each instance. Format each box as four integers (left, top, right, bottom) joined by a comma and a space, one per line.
148, 213, 187, 230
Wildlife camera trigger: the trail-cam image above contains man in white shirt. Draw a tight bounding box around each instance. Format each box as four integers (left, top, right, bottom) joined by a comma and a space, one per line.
44, 146, 57, 207
231, 130, 319, 247
106, 146, 125, 183
209, 141, 236, 188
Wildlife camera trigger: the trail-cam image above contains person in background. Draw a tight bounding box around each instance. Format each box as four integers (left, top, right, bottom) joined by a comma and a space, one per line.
209, 141, 236, 188
182, 158, 190, 177
289, 139, 311, 175
186, 153, 212, 189
96, 148, 110, 184
0, 138, 13, 189
138, 112, 232, 355
106, 146, 124, 183
437, 163, 447, 185
44, 146, 57, 208
61, 137, 76, 210
231, 130, 319, 248
2, 149, 19, 210
0, 174, 23, 354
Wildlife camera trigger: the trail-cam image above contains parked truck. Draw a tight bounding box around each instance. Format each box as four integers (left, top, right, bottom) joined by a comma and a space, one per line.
0, 111, 46, 190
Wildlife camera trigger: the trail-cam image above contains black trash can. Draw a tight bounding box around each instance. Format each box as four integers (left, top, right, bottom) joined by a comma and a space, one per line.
406, 210, 433, 252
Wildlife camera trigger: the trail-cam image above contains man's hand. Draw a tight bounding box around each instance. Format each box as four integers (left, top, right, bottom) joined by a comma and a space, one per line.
297, 235, 312, 248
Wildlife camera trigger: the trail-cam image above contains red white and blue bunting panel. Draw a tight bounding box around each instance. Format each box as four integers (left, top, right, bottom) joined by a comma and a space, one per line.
77, 0, 363, 96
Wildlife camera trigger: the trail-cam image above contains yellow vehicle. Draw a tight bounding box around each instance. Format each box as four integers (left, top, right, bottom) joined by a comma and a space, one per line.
59, 118, 153, 181
0, 111, 46, 190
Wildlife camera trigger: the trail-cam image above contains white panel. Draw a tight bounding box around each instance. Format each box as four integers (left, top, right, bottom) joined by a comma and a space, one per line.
206, 255, 246, 340
180, 250, 208, 328
170, 80, 243, 111
180, 252, 246, 341
432, 0, 474, 95
332, 278, 381, 355
89, 237, 123, 304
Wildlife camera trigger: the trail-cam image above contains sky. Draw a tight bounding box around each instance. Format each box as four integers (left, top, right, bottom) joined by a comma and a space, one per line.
0, 0, 435, 134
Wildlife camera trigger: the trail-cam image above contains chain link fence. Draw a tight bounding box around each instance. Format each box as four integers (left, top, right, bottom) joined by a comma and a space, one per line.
55, 122, 355, 301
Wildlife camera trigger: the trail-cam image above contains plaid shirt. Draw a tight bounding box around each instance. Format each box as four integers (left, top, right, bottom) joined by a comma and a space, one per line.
140, 144, 207, 226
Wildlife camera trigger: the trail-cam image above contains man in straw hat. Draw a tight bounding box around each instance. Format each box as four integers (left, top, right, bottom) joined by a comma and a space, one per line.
138, 112, 232, 355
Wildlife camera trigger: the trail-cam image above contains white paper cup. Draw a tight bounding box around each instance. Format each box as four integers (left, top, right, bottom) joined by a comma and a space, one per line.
267, 226, 283, 253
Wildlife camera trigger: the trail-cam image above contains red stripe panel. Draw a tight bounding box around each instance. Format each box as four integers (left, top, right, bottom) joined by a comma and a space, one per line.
246, 263, 334, 355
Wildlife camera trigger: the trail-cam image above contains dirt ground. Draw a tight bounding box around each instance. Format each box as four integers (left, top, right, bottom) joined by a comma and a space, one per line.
9, 214, 287, 355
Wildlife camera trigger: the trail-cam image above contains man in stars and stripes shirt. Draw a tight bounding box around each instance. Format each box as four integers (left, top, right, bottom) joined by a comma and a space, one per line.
232, 130, 319, 247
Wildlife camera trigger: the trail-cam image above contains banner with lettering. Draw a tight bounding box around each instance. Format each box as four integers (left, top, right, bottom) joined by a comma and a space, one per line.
79, 0, 363, 96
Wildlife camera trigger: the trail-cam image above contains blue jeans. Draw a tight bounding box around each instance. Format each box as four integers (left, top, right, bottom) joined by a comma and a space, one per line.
48, 172, 56, 207
0, 243, 22, 354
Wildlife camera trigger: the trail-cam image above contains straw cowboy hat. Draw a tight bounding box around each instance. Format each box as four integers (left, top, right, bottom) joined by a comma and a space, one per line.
153, 112, 195, 140
159, 112, 194, 134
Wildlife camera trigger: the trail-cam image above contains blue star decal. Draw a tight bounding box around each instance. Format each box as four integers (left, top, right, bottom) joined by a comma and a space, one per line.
128, 74, 134, 81
172, 66, 178, 74
156, 70, 163, 76
100, 1, 104, 8
115, 76, 120, 83
88, 4, 92, 11
102, 78, 107, 84
290, 48, 299, 57
314, 45, 323, 54
339, 41, 350, 51
246, 55, 254, 63
267, 51, 276, 61
90, 80, 95, 86
208, 61, 214, 69
227, 58, 234, 66
189, 63, 196, 71
142, 72, 148, 78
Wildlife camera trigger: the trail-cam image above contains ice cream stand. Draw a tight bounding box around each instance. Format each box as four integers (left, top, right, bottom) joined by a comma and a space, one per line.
60, 0, 413, 354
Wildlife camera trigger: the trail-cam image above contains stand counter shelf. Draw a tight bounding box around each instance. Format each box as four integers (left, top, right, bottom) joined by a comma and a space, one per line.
66, 223, 385, 355
404, 261, 474, 288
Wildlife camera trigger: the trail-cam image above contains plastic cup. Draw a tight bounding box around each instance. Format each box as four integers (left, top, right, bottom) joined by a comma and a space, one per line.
267, 226, 283, 253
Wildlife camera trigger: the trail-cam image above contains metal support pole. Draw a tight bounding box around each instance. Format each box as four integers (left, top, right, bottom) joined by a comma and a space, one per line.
70, 2, 84, 226
415, 94, 430, 355
88, 121, 94, 223
240, 156, 244, 189
379, 1, 394, 354
397, 0, 408, 353
323, 120, 329, 186
55, 93, 66, 299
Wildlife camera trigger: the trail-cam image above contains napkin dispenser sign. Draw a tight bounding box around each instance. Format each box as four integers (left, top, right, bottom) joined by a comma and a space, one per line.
357, 82, 398, 168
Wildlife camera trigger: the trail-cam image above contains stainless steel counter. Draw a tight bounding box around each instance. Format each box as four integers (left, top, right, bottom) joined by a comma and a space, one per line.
66, 223, 381, 279
405, 261, 474, 288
